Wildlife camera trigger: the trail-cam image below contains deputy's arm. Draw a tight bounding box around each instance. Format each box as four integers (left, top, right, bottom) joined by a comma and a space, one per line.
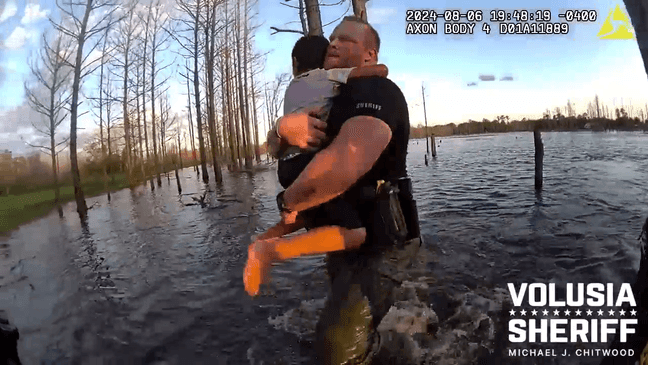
283, 115, 392, 212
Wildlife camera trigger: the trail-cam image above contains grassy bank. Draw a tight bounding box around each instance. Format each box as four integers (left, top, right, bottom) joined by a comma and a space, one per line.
0, 174, 130, 234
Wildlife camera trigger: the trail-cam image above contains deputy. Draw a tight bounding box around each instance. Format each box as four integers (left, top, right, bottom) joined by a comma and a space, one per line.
268, 16, 422, 364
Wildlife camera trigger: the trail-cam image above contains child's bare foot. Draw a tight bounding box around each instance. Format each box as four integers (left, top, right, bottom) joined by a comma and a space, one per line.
243, 239, 277, 296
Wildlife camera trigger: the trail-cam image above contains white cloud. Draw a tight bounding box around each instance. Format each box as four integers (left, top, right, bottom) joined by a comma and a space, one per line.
390, 72, 607, 125
21, 4, 49, 25
367, 7, 397, 26
3, 26, 37, 49
0, 1, 18, 23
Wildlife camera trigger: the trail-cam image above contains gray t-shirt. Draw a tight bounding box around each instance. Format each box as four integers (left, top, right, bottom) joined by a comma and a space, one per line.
280, 68, 354, 159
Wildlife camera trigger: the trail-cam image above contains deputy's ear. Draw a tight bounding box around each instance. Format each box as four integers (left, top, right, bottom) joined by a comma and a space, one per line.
365, 48, 377, 64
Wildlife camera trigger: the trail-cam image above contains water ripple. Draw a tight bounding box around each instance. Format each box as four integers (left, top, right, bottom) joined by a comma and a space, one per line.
0, 131, 646, 364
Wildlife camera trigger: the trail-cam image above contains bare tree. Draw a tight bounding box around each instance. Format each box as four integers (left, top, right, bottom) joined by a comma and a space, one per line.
594, 94, 601, 119
264, 80, 272, 160
235, 0, 252, 169
203, 0, 223, 182
174, 113, 183, 194
243, 2, 264, 163
184, 67, 198, 175
159, 90, 174, 162
587, 102, 596, 119
249, 61, 262, 162
134, 48, 146, 181
104, 73, 116, 167
51, 0, 121, 219
96, 26, 112, 201
112, 1, 140, 185
219, 46, 236, 168
221, 0, 239, 170
174, 0, 209, 183
147, 0, 173, 187
263, 72, 291, 158
304, 0, 323, 35
566, 99, 575, 118
352, 0, 368, 22
24, 32, 74, 217
137, 1, 154, 189
269, 73, 291, 119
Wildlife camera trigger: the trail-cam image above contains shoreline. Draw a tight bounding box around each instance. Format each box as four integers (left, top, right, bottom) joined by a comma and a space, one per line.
0, 176, 131, 235
411, 128, 647, 140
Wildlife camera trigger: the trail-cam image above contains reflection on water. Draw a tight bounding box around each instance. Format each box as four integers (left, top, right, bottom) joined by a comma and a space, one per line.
0, 131, 646, 364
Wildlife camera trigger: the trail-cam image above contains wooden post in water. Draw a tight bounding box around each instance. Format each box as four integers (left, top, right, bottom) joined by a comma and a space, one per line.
174, 153, 182, 195
431, 134, 437, 157
534, 123, 544, 190
421, 84, 430, 155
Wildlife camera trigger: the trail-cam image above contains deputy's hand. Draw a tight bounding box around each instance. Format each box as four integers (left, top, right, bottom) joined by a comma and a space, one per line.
280, 209, 299, 225
277, 106, 327, 152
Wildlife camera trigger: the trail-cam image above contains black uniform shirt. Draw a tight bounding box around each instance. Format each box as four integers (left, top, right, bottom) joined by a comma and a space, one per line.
325, 76, 410, 190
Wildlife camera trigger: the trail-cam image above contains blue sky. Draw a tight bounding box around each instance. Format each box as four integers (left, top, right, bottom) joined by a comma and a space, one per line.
1, 0, 647, 156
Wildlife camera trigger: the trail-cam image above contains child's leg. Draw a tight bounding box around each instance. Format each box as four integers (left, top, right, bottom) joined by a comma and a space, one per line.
253, 216, 306, 241
243, 226, 366, 296
270, 225, 366, 260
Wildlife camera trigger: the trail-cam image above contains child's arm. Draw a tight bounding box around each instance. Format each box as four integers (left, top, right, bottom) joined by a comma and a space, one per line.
348, 64, 389, 79
253, 215, 306, 241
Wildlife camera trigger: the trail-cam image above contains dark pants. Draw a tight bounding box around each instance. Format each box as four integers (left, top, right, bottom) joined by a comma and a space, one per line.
314, 237, 421, 365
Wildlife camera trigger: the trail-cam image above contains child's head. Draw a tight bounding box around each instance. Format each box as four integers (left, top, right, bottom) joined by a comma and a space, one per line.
291, 35, 329, 76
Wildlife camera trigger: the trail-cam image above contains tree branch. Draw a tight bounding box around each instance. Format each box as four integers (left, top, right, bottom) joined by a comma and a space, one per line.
270, 26, 304, 35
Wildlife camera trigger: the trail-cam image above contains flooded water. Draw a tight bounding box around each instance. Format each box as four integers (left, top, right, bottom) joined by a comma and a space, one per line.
1, 131, 647, 364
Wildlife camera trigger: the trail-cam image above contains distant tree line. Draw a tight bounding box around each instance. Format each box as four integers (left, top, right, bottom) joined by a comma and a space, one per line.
411, 95, 648, 138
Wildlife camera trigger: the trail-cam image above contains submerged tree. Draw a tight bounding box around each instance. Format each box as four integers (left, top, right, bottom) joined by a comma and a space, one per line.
174, 0, 209, 183
24, 32, 74, 217
112, 0, 140, 185
51, 0, 121, 220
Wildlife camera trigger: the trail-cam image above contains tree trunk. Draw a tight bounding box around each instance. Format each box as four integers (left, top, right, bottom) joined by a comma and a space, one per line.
251, 69, 261, 163
205, 2, 222, 183
122, 49, 132, 186
298, 0, 307, 34
106, 78, 114, 192
352, 0, 368, 21
224, 4, 238, 170
160, 96, 167, 170
224, 0, 240, 170
235, 0, 252, 169
151, 33, 162, 187
304, 0, 323, 36
233, 77, 243, 170
50, 107, 62, 217
175, 119, 182, 194
136, 62, 144, 183
242, 0, 254, 167
142, 9, 153, 189
185, 72, 198, 176
99, 27, 110, 201
203, 122, 211, 160
194, 0, 209, 184
264, 83, 272, 161
219, 53, 233, 169
69, 0, 92, 220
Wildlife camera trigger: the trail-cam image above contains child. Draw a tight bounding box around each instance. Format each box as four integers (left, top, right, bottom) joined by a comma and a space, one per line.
243, 35, 389, 296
